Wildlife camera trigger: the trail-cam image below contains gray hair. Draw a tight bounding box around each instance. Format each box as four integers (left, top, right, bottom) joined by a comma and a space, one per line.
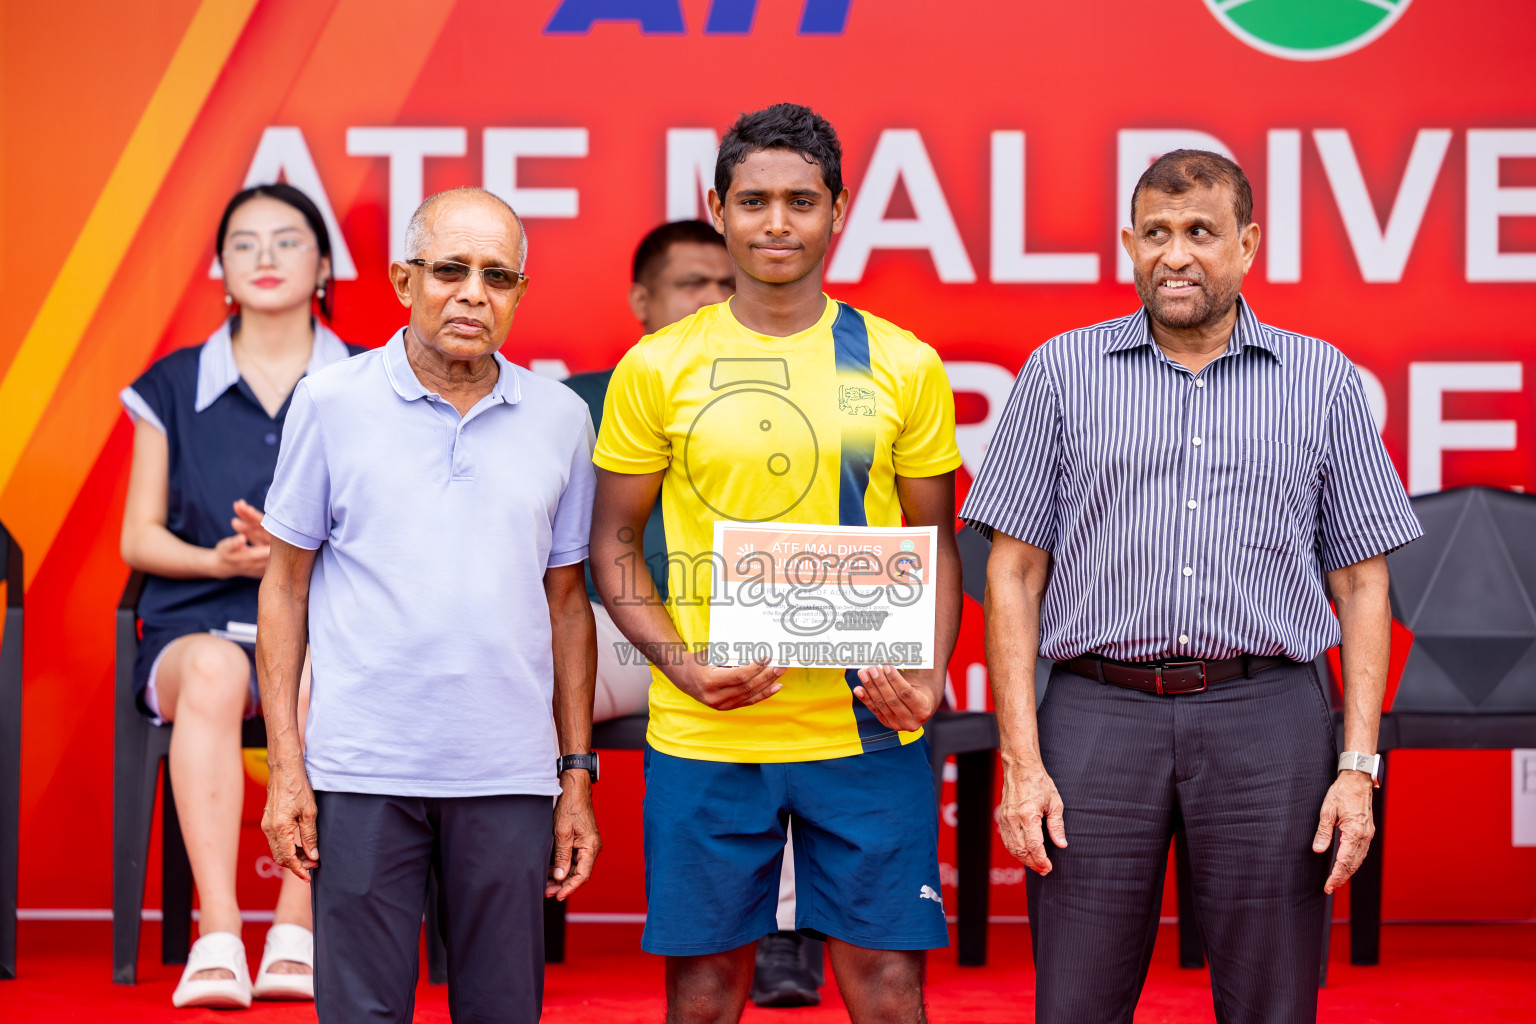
403, 186, 529, 270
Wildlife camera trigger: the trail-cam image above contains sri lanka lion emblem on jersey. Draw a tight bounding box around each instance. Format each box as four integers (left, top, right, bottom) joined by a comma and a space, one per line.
838, 385, 876, 417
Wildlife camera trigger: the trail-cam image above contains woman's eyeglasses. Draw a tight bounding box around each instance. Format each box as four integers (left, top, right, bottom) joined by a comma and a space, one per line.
222, 237, 315, 268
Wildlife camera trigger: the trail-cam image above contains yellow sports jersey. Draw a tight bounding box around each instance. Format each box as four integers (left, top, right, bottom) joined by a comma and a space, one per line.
594, 296, 962, 762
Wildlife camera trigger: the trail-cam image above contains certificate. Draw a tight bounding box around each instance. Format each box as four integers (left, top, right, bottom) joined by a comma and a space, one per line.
708, 522, 937, 669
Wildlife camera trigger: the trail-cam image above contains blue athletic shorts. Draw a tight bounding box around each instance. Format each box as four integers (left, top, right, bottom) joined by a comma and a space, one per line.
640, 739, 950, 955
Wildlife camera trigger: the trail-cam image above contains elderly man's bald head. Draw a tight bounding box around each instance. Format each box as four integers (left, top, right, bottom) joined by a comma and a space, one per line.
389, 186, 533, 369
404, 187, 528, 270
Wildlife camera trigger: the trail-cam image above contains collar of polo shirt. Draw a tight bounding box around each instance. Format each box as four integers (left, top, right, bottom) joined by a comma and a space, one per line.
1102, 296, 1282, 366
381, 328, 522, 406
194, 319, 353, 413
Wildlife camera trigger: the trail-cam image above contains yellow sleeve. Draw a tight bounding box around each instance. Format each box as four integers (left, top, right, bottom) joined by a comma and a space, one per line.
892, 341, 963, 478
594, 343, 671, 474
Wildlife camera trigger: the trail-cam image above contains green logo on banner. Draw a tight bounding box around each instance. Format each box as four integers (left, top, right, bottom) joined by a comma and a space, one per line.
1203, 0, 1414, 61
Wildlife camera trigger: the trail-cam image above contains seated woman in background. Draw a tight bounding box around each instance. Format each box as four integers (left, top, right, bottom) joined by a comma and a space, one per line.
119, 184, 361, 1011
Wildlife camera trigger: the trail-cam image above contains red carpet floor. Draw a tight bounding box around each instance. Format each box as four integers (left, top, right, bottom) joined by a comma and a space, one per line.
4, 920, 1534, 1022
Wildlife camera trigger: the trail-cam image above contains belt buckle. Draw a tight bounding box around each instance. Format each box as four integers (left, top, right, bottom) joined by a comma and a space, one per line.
1160, 659, 1207, 694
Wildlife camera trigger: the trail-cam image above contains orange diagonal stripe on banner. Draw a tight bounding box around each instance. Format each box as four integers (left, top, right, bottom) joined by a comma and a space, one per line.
0, 0, 257, 496
0, 0, 461, 590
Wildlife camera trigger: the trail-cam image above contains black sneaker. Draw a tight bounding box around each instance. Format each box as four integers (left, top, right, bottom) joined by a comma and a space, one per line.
749, 931, 822, 1008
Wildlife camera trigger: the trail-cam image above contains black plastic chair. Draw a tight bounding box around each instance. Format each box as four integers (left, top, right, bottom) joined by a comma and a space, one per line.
1176, 489, 1536, 976
0, 522, 23, 980
921, 708, 1001, 966
542, 709, 1000, 967
1342, 486, 1536, 966
112, 571, 448, 984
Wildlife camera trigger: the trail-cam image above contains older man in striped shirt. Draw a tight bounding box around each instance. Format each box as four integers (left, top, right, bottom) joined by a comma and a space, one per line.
961, 150, 1421, 1024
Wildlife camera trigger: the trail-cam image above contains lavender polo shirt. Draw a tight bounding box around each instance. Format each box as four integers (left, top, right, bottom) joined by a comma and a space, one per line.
263, 329, 595, 797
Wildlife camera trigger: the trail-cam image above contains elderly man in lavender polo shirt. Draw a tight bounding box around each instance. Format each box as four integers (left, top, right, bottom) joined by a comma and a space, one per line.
256, 187, 600, 1024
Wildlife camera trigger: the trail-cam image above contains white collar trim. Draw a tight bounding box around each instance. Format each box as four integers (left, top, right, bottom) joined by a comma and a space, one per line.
194, 319, 350, 412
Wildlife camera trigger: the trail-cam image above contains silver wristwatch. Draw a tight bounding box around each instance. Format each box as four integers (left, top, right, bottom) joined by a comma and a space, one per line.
1338, 751, 1381, 788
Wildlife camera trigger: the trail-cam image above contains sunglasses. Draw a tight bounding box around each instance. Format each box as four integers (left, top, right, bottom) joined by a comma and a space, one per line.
406, 259, 526, 290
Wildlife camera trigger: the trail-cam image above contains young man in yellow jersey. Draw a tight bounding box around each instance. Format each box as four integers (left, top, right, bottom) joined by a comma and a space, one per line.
567, 221, 827, 1006
591, 103, 962, 1024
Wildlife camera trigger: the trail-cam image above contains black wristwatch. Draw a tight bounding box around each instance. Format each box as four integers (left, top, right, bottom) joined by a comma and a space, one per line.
558, 752, 599, 783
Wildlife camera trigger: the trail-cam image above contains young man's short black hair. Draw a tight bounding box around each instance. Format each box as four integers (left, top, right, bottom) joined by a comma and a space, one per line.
1131, 149, 1254, 228
714, 102, 843, 201
632, 220, 726, 284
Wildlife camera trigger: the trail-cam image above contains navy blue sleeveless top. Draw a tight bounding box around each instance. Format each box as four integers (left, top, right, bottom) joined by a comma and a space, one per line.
119, 319, 362, 712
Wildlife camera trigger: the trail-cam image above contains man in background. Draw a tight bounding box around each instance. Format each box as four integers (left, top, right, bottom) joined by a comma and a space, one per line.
565, 220, 827, 1007
563, 221, 733, 722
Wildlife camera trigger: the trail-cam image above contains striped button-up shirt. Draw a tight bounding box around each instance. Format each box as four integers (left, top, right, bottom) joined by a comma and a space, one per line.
960, 298, 1422, 664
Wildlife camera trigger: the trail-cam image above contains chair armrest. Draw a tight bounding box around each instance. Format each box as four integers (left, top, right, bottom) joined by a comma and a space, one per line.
928, 710, 1001, 756
957, 525, 991, 607
1383, 713, 1536, 750
119, 571, 146, 614
1, 528, 20, 608
591, 714, 648, 750
116, 572, 147, 713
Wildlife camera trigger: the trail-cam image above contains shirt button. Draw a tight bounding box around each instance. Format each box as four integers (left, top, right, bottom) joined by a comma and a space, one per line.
1182, 566, 1194, 577
1187, 499, 1198, 510
1191, 436, 1203, 446
263, 432, 278, 446
1178, 634, 1190, 645
1195, 379, 1206, 389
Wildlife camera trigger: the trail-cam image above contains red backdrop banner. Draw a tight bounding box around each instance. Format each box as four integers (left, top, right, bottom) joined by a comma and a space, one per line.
3, 0, 1534, 922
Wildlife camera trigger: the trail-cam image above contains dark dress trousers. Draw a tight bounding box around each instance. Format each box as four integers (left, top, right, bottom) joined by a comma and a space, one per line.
311, 793, 552, 1024
961, 299, 1422, 1024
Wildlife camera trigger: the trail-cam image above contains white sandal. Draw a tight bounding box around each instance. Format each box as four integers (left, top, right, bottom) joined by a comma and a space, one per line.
252, 923, 315, 1001
172, 931, 252, 1009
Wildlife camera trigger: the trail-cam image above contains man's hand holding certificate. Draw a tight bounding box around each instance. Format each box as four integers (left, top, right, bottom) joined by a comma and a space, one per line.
671, 656, 788, 712
851, 663, 941, 733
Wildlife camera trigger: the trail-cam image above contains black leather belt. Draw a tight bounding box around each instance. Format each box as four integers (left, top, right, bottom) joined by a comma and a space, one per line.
1061, 653, 1293, 695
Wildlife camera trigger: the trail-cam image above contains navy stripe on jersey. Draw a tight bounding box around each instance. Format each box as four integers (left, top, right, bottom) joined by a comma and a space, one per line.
830, 301, 899, 752
959, 298, 1422, 664
833, 302, 875, 528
